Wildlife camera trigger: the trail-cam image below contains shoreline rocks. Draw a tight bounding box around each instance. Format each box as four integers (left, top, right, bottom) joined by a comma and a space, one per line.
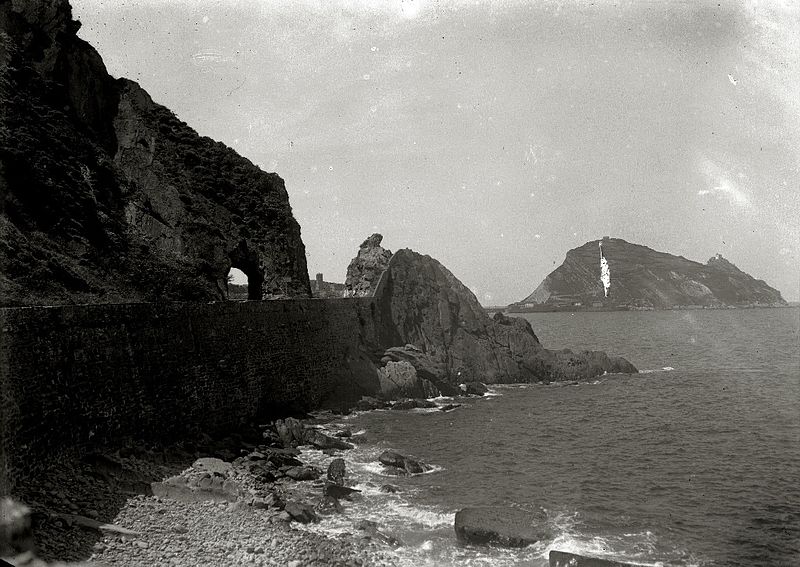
454, 507, 550, 548
378, 451, 430, 475
549, 550, 639, 567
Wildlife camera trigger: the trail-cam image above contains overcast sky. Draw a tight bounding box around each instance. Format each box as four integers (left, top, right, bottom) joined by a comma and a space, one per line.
72, 0, 800, 304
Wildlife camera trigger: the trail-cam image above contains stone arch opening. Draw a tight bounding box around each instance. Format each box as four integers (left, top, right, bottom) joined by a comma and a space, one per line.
226, 267, 249, 300
228, 241, 264, 300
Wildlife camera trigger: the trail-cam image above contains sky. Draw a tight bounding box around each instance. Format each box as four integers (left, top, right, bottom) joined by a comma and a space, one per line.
71, 0, 800, 304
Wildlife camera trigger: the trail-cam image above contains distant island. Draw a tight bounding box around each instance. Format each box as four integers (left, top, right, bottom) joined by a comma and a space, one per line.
509, 237, 787, 312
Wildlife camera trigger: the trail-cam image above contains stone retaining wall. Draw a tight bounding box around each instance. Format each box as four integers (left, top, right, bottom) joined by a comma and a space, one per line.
0, 299, 383, 493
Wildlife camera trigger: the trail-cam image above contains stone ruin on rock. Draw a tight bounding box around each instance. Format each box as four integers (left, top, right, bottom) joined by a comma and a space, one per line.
0, 0, 310, 306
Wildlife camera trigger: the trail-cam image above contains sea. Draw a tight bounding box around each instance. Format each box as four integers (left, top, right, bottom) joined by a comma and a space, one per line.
296, 307, 800, 567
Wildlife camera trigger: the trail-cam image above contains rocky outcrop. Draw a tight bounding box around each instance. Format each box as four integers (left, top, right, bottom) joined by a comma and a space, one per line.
344, 234, 392, 297
454, 507, 550, 548
367, 245, 636, 385
378, 450, 430, 475
0, 0, 310, 306
515, 238, 786, 311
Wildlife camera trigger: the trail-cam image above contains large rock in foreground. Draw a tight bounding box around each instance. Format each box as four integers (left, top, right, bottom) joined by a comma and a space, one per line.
454, 507, 549, 548
549, 550, 640, 567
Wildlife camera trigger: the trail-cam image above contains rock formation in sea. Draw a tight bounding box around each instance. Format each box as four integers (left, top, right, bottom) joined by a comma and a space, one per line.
515, 237, 786, 311
344, 233, 393, 297
0, 0, 310, 306
351, 235, 637, 390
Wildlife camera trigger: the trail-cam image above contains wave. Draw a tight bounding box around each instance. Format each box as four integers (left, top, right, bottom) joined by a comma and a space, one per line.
639, 366, 676, 374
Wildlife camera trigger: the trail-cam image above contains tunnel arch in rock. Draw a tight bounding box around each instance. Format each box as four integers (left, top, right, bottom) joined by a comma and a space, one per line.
228, 241, 264, 300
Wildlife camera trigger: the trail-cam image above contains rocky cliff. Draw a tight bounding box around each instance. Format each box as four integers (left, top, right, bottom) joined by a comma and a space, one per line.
0, 0, 310, 305
516, 238, 786, 311
344, 234, 392, 297
353, 236, 636, 390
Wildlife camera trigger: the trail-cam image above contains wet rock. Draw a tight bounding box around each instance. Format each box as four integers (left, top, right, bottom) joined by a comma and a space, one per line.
454, 506, 549, 548
355, 397, 388, 411
549, 550, 639, 567
324, 483, 361, 500
381, 345, 458, 396
391, 398, 437, 411
265, 449, 303, 468
327, 458, 346, 485
461, 382, 488, 396
334, 428, 352, 438
439, 403, 461, 412
378, 450, 430, 475
379, 484, 399, 493
355, 520, 402, 547
274, 418, 306, 447
283, 501, 318, 524
285, 466, 321, 481
317, 495, 344, 515
303, 429, 353, 450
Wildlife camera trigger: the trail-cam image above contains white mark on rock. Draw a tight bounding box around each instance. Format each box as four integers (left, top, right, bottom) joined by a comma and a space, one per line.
599, 241, 611, 297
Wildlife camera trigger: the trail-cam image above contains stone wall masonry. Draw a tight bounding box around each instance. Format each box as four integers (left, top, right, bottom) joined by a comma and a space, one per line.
0, 299, 384, 493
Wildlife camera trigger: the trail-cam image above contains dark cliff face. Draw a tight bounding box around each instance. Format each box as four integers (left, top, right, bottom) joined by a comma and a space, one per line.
0, 0, 310, 305
519, 238, 786, 310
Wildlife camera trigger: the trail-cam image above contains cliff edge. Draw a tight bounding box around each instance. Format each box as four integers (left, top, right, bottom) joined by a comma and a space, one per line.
516, 238, 786, 311
0, 0, 310, 305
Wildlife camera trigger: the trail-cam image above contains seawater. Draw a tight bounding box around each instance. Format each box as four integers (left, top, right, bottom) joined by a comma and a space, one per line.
299, 308, 800, 567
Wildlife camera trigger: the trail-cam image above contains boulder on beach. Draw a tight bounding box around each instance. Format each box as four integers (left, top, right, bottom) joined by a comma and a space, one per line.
454, 506, 549, 548
327, 458, 346, 485
283, 501, 319, 524
378, 450, 430, 475
549, 550, 639, 567
381, 345, 460, 397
